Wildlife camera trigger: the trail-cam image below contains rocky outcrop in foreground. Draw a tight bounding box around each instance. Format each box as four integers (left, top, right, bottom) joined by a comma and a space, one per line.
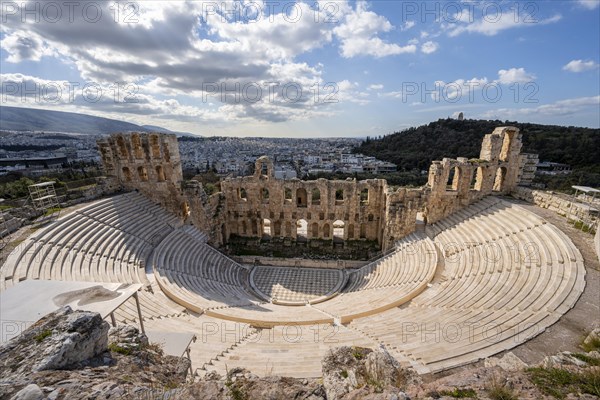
1, 308, 599, 399
0, 306, 189, 400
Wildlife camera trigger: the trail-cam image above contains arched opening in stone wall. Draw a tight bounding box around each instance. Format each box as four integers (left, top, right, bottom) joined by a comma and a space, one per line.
493, 167, 507, 192
297, 188, 307, 207
262, 188, 269, 204
156, 165, 166, 182
348, 224, 355, 239
311, 222, 319, 238
240, 188, 248, 201
296, 219, 308, 241
335, 189, 344, 205
446, 167, 460, 191
241, 220, 248, 235
323, 223, 330, 239
284, 188, 292, 204
499, 131, 515, 161
333, 220, 345, 242
122, 167, 132, 181
416, 211, 427, 227
360, 188, 369, 205
368, 214, 374, 222
262, 219, 271, 237
273, 220, 281, 237
471, 166, 484, 191
150, 135, 161, 158
182, 201, 190, 218
117, 136, 128, 158
131, 134, 143, 159
260, 162, 269, 176
360, 223, 367, 239
285, 221, 292, 237
311, 188, 321, 205
137, 166, 148, 182
252, 220, 258, 235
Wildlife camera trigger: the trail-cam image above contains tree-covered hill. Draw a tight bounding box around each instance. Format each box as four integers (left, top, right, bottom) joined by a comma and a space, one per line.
354, 119, 600, 189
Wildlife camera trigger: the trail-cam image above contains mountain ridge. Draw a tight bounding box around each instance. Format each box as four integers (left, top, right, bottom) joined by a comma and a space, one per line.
0, 106, 196, 137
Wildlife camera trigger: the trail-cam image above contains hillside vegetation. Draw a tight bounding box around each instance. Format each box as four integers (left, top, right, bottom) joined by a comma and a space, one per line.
355, 119, 600, 190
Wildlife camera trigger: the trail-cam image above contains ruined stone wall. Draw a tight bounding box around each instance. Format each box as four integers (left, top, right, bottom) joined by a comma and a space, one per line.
512, 187, 599, 225
381, 188, 428, 251
97, 133, 187, 218
220, 157, 387, 244
424, 127, 523, 224
96, 127, 526, 253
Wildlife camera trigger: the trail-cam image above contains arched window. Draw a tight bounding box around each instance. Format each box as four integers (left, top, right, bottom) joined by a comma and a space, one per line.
499, 131, 516, 161
273, 220, 282, 237
137, 166, 148, 182
347, 224, 355, 239
471, 166, 484, 191
446, 167, 460, 191
262, 188, 269, 203
131, 134, 143, 159
322, 223, 330, 239
360, 223, 366, 239
296, 219, 308, 241
296, 188, 307, 207
493, 167, 507, 192
335, 189, 344, 205
311, 222, 319, 239
333, 220, 345, 242
150, 135, 161, 158
122, 167, 132, 182
284, 187, 292, 204
360, 188, 369, 204
240, 188, 247, 201
117, 136, 128, 158
156, 165, 166, 182
262, 219, 271, 237
311, 188, 321, 205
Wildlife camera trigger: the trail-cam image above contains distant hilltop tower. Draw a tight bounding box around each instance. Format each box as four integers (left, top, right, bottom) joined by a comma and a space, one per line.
458, 112, 464, 121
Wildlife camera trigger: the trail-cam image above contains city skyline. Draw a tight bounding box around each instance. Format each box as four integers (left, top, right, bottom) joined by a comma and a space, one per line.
1, 0, 599, 137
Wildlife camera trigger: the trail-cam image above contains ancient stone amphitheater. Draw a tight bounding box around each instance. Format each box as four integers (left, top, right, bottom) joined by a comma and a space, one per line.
0, 127, 589, 378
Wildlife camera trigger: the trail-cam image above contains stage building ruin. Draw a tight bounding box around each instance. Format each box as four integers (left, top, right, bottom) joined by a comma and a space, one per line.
97, 127, 526, 253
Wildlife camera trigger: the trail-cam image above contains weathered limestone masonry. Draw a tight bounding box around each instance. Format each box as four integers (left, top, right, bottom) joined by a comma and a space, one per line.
512, 186, 599, 227
220, 157, 388, 244
97, 133, 187, 218
423, 126, 522, 225
97, 127, 525, 253
596, 228, 600, 264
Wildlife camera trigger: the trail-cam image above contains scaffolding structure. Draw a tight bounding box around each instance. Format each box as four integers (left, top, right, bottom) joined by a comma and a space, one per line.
0, 200, 6, 249
568, 185, 600, 233
28, 181, 61, 215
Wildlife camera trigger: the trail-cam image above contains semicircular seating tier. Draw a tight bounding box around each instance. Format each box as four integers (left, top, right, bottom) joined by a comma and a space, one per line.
152, 227, 438, 326
0, 193, 586, 378
0, 192, 192, 324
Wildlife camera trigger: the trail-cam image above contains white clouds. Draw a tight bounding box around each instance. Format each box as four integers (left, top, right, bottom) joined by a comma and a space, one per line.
445, 9, 562, 37
368, 84, 384, 90
420, 41, 439, 54
576, 0, 600, 9
431, 77, 489, 101
563, 59, 600, 73
0, 32, 54, 63
401, 21, 415, 31
334, 1, 416, 58
496, 68, 536, 84
480, 96, 600, 119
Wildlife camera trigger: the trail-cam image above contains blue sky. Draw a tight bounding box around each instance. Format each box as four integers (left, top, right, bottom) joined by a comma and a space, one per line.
1, 0, 599, 137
